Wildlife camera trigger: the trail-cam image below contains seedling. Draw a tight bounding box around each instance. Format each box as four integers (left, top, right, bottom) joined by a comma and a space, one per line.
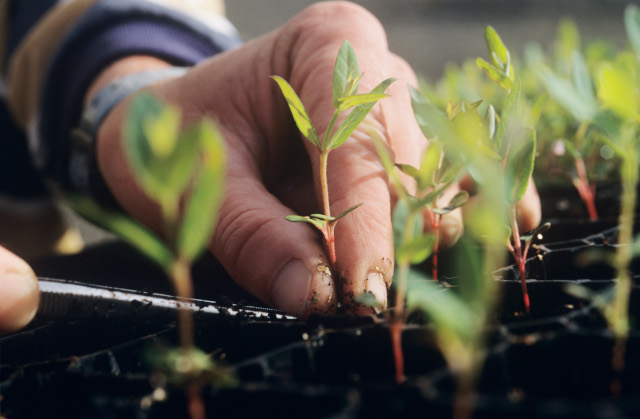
477, 26, 542, 314
399, 88, 469, 281
272, 41, 395, 266
70, 93, 229, 419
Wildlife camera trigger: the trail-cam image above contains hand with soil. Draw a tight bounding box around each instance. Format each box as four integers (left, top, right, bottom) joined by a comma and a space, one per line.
0, 246, 39, 334
93, 3, 541, 317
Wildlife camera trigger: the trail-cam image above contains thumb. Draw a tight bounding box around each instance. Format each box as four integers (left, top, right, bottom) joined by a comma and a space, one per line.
210, 174, 336, 318
0, 246, 40, 334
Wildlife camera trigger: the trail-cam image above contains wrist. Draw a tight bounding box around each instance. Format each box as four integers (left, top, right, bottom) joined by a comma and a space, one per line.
84, 56, 172, 105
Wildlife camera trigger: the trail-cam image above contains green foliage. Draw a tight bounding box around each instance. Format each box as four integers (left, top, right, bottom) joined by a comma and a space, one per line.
273, 41, 394, 266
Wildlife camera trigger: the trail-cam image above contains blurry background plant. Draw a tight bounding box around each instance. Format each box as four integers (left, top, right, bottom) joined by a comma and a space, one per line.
70, 92, 231, 419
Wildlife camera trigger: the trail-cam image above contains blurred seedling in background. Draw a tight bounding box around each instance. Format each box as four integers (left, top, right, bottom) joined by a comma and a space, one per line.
70, 93, 231, 419
476, 26, 548, 315
560, 4, 640, 394
271, 41, 395, 269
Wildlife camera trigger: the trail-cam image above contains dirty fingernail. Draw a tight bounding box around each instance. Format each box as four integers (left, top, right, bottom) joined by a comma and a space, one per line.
366, 270, 388, 310
0, 271, 40, 333
271, 259, 312, 317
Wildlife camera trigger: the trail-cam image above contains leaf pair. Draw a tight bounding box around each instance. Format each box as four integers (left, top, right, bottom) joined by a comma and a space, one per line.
476, 26, 514, 91
272, 41, 395, 152
122, 93, 227, 265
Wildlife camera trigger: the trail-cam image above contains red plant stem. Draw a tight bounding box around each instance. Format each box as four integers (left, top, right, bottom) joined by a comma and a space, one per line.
510, 206, 531, 314
392, 262, 409, 383
319, 150, 337, 265
573, 158, 598, 221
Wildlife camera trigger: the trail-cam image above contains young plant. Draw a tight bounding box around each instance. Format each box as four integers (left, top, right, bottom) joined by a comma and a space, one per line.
70, 92, 229, 419
398, 90, 469, 281
397, 87, 511, 419
544, 5, 640, 392
477, 26, 544, 314
271, 41, 395, 266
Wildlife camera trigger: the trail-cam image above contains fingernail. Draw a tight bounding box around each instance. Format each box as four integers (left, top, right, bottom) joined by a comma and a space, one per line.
0, 271, 40, 333
366, 270, 388, 310
271, 259, 312, 316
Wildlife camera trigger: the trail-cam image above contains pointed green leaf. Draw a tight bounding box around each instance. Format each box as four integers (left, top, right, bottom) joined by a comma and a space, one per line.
596, 62, 639, 122
332, 41, 361, 107
143, 105, 181, 158
392, 198, 423, 251
285, 214, 327, 232
68, 194, 174, 271
409, 85, 446, 140
476, 58, 512, 91
431, 190, 469, 215
328, 77, 396, 150
336, 93, 390, 111
177, 120, 227, 263
123, 93, 166, 199
495, 77, 521, 156
396, 163, 421, 180
541, 68, 598, 121
334, 202, 364, 220
572, 51, 595, 102
529, 93, 548, 127
436, 158, 463, 185
417, 142, 443, 190
271, 76, 321, 147
484, 26, 511, 72
625, 4, 640, 59
504, 128, 536, 203
396, 234, 436, 265
160, 124, 201, 198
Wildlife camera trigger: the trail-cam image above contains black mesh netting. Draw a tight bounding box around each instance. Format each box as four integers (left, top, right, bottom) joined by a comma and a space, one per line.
2, 207, 640, 418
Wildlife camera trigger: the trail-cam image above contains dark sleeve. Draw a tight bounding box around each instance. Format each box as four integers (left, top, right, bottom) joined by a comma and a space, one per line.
38, 0, 242, 188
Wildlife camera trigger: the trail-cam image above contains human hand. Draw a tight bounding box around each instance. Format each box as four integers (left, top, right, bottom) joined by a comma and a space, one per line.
0, 246, 40, 334
95, 2, 540, 317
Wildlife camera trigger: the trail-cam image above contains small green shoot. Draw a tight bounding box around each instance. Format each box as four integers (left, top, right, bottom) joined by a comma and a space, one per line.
69, 93, 229, 419
272, 41, 395, 266
477, 27, 540, 315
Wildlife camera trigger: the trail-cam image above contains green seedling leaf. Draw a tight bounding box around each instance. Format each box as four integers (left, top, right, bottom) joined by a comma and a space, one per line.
529, 93, 548, 127
476, 57, 513, 91
436, 158, 463, 185
68, 194, 173, 271
418, 142, 444, 190
271, 76, 321, 148
520, 222, 551, 244
177, 120, 227, 264
123, 93, 165, 199
495, 77, 521, 156
143, 105, 181, 159
541, 68, 598, 122
431, 190, 469, 215
452, 102, 499, 159
336, 92, 390, 111
332, 40, 361, 107
406, 277, 476, 342
596, 62, 639, 122
572, 51, 595, 102
392, 198, 423, 250
504, 128, 536, 204
328, 77, 396, 150
485, 104, 496, 139
285, 214, 327, 232
410, 86, 454, 142
396, 234, 436, 265
396, 163, 420, 180
159, 125, 201, 198
334, 202, 365, 220
554, 18, 581, 64
484, 26, 511, 73
625, 4, 640, 59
